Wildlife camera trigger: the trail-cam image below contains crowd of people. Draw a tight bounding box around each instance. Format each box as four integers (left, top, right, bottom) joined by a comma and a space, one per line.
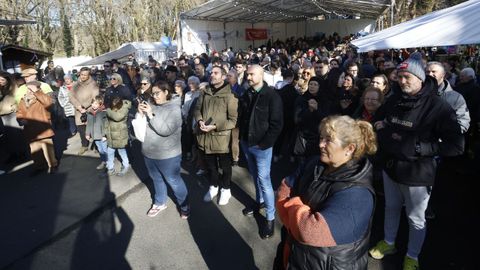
1, 34, 479, 270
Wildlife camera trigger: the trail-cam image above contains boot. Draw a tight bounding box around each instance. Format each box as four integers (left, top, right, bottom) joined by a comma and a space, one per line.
261, 219, 275, 239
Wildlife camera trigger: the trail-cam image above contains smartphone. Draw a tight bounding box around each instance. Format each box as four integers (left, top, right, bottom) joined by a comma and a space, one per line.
204, 117, 213, 125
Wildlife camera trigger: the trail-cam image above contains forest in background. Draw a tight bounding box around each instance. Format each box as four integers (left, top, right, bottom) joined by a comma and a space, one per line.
0, 0, 467, 58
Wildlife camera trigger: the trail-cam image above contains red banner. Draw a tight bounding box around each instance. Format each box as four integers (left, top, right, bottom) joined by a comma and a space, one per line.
245, 28, 268, 40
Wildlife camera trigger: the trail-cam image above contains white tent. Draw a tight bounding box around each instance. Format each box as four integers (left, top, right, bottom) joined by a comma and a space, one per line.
77, 42, 177, 66
350, 0, 480, 52
180, 0, 391, 54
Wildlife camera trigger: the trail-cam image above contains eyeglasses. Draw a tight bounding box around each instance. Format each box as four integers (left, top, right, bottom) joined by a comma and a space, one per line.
110, 78, 117, 81
152, 92, 162, 97
104, 65, 111, 68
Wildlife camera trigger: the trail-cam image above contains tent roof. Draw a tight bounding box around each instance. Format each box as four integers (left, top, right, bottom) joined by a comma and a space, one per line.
77, 42, 173, 66
351, 0, 480, 52
181, 0, 391, 22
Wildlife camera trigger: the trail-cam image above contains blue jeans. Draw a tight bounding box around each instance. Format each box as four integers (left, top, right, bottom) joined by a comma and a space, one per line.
241, 141, 275, 221
106, 147, 129, 170
383, 171, 430, 259
95, 140, 108, 162
144, 155, 189, 211
68, 116, 76, 135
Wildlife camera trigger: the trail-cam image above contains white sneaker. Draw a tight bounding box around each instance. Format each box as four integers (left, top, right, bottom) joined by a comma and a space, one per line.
203, 185, 219, 202
218, 188, 231, 205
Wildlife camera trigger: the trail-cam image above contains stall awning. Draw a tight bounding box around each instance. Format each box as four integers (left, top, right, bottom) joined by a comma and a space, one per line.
181, 0, 391, 22
351, 0, 480, 52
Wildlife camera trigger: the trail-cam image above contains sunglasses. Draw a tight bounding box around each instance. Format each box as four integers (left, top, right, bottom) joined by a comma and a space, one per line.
104, 65, 111, 68
141, 82, 149, 85
303, 72, 311, 75
110, 78, 117, 80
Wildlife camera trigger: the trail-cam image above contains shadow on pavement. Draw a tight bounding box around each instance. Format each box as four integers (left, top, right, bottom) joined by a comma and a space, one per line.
1, 154, 134, 270
179, 164, 259, 270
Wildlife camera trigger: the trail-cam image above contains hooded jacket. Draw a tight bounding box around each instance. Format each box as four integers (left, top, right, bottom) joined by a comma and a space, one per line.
105, 100, 131, 148
376, 77, 464, 186
276, 157, 375, 270
194, 82, 238, 154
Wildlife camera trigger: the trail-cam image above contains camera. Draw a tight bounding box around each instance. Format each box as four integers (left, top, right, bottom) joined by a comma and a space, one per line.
138, 94, 149, 104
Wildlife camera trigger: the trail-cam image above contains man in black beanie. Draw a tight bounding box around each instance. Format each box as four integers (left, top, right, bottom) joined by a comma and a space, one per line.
369, 52, 464, 270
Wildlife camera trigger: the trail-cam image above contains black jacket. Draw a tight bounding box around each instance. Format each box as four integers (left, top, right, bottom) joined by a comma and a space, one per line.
376, 77, 464, 186
294, 91, 337, 156
278, 83, 299, 132
239, 82, 283, 148
104, 84, 133, 107
287, 157, 375, 270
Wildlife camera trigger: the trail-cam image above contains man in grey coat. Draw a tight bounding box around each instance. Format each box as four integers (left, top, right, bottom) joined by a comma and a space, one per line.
426, 62, 470, 133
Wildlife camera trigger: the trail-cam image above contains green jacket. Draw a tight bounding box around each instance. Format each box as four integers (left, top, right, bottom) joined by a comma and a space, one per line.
105, 100, 131, 148
194, 83, 238, 154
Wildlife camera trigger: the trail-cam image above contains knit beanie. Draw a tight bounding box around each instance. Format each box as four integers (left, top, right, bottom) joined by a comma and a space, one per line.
397, 52, 425, 82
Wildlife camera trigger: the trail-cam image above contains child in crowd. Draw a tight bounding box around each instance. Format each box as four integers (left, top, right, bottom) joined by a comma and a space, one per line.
85, 95, 107, 170
105, 96, 131, 176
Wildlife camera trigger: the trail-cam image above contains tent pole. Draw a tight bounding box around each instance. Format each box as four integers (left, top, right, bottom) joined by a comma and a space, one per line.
179, 18, 184, 55
0, 50, 3, 71
271, 22, 273, 47
224, 21, 227, 50
390, 0, 395, 27
252, 23, 255, 49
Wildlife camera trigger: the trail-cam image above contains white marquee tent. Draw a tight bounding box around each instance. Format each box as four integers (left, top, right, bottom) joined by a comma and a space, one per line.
351, 0, 480, 52
77, 42, 177, 66
179, 0, 392, 54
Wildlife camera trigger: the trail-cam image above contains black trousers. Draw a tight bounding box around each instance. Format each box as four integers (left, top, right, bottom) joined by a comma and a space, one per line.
204, 153, 232, 189
77, 125, 89, 147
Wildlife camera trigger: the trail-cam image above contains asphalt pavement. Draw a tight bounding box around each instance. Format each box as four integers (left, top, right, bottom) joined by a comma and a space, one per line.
1, 134, 478, 270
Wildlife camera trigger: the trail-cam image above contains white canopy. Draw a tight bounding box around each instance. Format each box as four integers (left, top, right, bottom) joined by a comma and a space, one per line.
351, 0, 480, 52
77, 42, 176, 66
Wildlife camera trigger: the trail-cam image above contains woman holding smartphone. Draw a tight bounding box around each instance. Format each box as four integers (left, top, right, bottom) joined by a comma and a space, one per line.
138, 81, 190, 219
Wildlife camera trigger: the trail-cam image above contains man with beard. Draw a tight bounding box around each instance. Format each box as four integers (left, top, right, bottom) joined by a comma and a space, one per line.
194, 66, 238, 206
238, 65, 283, 239
370, 52, 464, 270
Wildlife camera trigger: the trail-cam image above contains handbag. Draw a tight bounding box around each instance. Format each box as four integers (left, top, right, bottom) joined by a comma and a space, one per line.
293, 131, 307, 156
80, 112, 87, 123
131, 112, 147, 142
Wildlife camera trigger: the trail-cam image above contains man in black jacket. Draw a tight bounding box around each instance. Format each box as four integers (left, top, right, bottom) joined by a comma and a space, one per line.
369, 52, 464, 270
239, 64, 283, 239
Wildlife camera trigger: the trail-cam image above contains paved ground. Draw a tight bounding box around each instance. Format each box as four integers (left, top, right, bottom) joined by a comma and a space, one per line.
1, 133, 478, 270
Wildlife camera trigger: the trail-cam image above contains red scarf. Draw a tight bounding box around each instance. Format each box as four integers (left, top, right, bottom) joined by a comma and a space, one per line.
362, 108, 374, 122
